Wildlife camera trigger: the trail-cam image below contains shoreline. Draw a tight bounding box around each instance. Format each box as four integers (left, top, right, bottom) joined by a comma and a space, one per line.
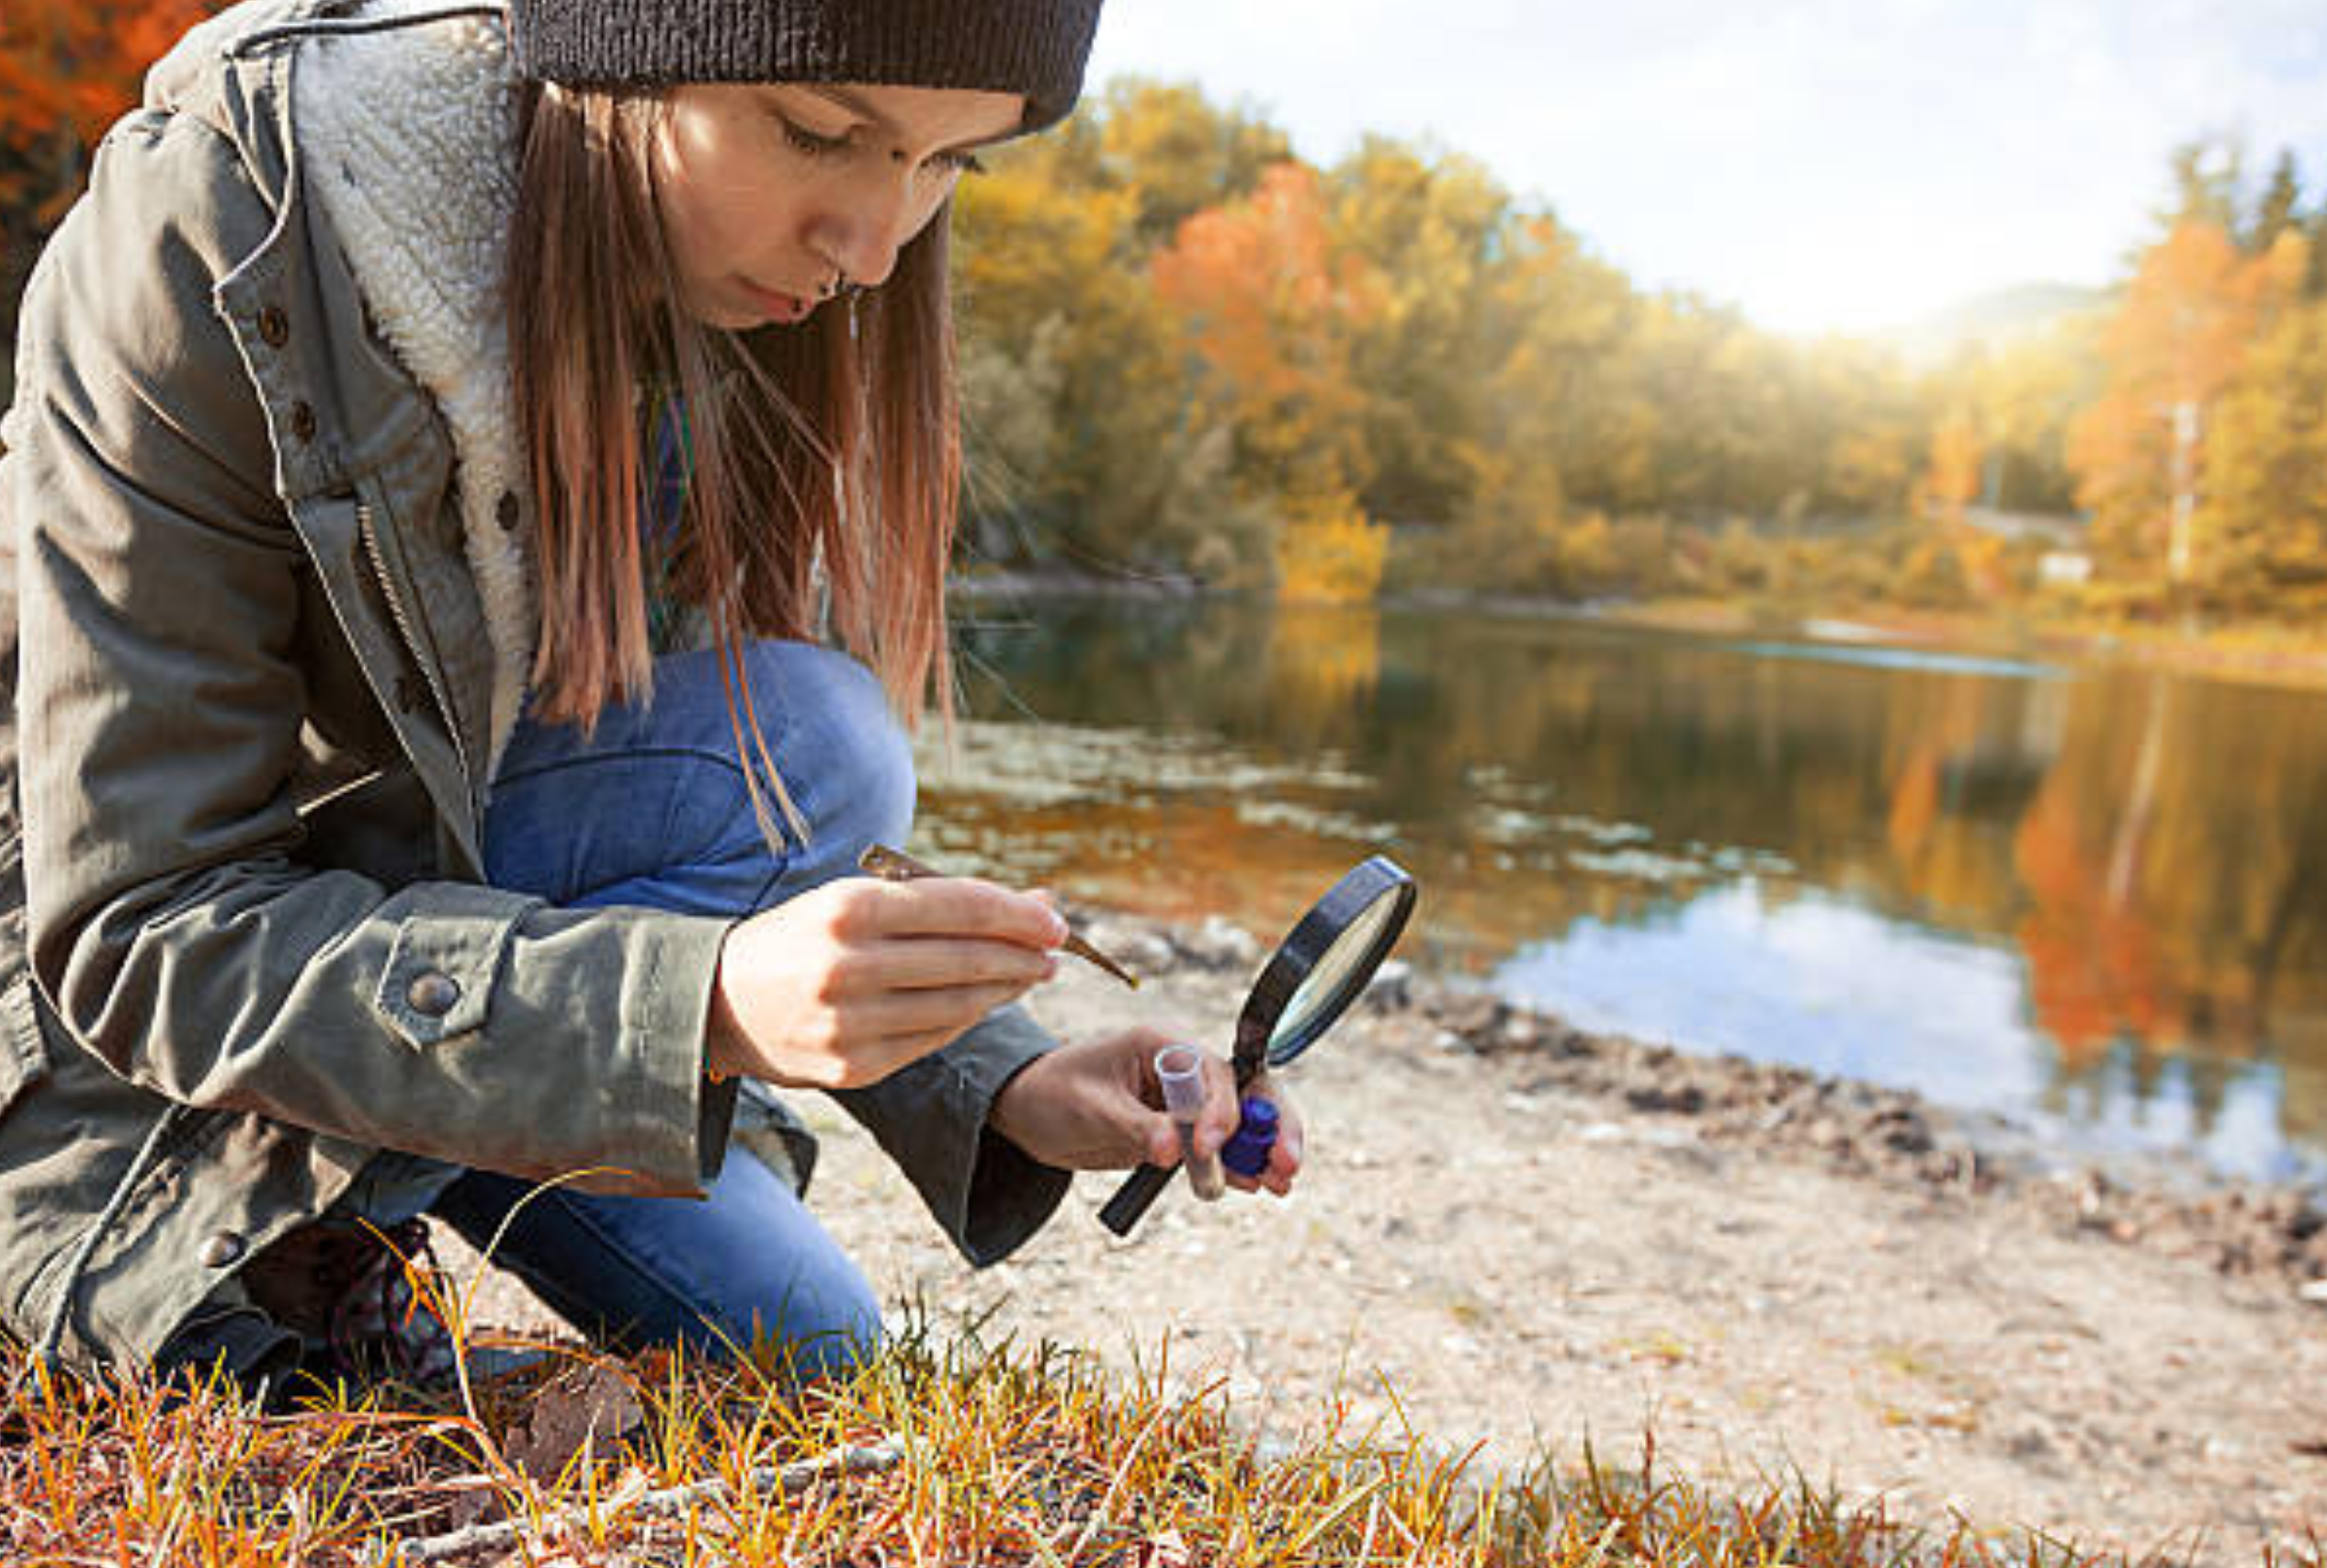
448, 903, 2327, 1562
1059, 903, 2327, 1299
950, 567, 2327, 692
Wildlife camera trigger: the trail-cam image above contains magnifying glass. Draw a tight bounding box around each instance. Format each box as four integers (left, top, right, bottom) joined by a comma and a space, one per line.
1097, 856, 1418, 1236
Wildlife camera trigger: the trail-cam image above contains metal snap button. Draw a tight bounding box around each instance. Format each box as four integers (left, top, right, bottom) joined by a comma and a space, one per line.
256, 305, 289, 348
199, 1231, 246, 1268
406, 971, 460, 1017
289, 402, 318, 445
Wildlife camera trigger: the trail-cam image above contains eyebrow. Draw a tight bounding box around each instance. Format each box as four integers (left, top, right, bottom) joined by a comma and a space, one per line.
795, 84, 1019, 153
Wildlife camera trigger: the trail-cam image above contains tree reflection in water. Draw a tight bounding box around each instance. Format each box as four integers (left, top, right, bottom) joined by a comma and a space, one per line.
922, 597, 2327, 1178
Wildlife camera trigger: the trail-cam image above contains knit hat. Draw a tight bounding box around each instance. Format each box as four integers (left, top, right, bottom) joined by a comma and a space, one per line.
509, 0, 1107, 133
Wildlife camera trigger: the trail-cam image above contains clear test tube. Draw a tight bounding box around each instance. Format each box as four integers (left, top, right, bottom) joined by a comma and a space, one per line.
1154, 1044, 1225, 1201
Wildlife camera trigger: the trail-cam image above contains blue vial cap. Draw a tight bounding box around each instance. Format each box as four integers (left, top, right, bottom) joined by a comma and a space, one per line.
1220, 1096, 1280, 1178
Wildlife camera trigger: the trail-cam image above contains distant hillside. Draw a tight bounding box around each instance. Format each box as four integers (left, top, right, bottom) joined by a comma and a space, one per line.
1888, 281, 2113, 364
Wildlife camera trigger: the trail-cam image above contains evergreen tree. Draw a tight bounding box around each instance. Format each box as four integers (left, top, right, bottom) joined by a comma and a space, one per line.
2245, 148, 2303, 256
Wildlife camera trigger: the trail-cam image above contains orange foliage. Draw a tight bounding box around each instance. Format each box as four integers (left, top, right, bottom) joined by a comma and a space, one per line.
0, 1, 219, 218
1150, 162, 1386, 504
2012, 773, 2181, 1066
2065, 222, 2308, 572
1917, 413, 1982, 521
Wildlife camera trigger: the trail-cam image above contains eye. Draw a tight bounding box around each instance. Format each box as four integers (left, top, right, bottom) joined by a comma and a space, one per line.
776, 116, 851, 160
929, 150, 988, 178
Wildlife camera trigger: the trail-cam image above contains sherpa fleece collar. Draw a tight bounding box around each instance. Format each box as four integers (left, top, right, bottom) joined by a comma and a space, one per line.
291, 0, 536, 773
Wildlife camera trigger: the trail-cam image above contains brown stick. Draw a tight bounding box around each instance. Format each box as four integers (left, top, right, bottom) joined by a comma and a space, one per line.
857, 843, 1141, 990
369, 1440, 902, 1564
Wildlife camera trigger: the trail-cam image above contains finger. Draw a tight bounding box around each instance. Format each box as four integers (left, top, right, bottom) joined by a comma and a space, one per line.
1260, 1081, 1306, 1168
847, 937, 1060, 992
850, 877, 1070, 949
1262, 1136, 1300, 1197
1191, 1051, 1240, 1157
1144, 1115, 1183, 1169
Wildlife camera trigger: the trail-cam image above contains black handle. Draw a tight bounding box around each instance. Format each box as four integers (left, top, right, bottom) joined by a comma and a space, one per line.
1097, 1162, 1174, 1236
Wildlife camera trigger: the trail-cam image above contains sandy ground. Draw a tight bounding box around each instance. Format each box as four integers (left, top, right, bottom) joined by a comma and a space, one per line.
449, 910, 2327, 1565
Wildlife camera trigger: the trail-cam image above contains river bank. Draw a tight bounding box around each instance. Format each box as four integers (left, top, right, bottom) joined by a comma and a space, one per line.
953, 566, 2327, 693
451, 902, 2327, 1564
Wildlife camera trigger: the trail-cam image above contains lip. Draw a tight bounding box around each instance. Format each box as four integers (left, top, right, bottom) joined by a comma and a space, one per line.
739, 279, 816, 324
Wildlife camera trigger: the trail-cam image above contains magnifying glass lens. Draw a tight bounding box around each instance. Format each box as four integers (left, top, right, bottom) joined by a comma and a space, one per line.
1098, 856, 1415, 1237
1270, 889, 1407, 1063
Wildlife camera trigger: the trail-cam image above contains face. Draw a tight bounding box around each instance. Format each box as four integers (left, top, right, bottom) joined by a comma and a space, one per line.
651, 81, 1026, 331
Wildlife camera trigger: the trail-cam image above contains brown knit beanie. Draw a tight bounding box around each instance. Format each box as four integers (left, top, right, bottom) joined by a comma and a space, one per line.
508, 0, 1107, 133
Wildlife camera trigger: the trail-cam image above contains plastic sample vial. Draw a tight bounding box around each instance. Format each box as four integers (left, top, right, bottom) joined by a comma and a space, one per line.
1154, 1045, 1225, 1201
1220, 1096, 1280, 1180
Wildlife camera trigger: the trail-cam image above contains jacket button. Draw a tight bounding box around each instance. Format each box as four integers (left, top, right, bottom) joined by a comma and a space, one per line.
406, 971, 461, 1017
496, 491, 520, 532
256, 305, 289, 348
199, 1231, 246, 1268
393, 673, 423, 712
289, 402, 318, 445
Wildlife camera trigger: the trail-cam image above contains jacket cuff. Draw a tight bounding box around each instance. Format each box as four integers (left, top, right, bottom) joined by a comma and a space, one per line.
607, 909, 738, 1194
477, 899, 739, 1198
834, 1003, 1071, 1267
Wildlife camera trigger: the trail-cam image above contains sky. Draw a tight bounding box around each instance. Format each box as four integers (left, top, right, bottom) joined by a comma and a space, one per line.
1084, 0, 2327, 338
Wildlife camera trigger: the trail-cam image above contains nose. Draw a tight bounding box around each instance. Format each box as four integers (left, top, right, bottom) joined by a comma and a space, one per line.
806, 169, 921, 291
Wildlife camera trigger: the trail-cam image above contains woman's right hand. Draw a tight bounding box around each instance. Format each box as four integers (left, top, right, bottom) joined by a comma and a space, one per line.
705, 874, 1065, 1090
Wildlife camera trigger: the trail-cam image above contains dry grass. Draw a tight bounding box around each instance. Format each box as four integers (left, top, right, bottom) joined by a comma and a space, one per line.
2, 1304, 2314, 1567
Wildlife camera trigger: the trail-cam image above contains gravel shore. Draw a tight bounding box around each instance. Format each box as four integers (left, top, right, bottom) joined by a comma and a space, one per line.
451, 903, 2327, 1565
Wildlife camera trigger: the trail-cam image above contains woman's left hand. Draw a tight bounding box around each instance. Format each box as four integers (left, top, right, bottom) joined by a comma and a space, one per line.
989, 1026, 1304, 1198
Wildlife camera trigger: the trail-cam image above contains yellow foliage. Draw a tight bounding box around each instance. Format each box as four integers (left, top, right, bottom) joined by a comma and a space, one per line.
2066, 222, 2310, 582
1274, 487, 1388, 605
1265, 606, 1382, 735
1917, 413, 1983, 519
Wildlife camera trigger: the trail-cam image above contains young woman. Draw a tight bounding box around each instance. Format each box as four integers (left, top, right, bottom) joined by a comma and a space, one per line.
0, 0, 1300, 1389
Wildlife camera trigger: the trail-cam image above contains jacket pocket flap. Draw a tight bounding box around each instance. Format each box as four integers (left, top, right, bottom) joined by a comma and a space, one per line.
371, 891, 529, 1049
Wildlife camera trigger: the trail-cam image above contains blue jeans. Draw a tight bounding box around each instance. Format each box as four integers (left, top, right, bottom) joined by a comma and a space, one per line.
433, 641, 913, 1375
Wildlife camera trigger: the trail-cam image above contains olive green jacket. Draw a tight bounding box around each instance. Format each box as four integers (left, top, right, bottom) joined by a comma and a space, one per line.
0, 0, 1066, 1372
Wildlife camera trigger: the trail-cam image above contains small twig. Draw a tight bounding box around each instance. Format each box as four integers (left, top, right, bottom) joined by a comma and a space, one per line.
858, 843, 1141, 988
366, 1439, 901, 1564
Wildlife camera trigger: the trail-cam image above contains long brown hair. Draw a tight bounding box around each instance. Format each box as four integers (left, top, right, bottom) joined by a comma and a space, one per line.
505, 82, 959, 841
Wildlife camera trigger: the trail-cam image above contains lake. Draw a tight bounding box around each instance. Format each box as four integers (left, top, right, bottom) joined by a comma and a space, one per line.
914, 595, 2327, 1185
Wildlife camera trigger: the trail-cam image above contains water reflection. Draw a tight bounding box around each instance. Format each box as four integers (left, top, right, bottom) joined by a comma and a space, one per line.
921, 597, 2327, 1180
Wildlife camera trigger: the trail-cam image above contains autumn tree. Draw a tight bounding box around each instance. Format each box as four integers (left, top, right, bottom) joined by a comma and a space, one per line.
954, 124, 1263, 581
1152, 161, 1389, 596
2065, 222, 2307, 594
2194, 292, 2327, 610
2246, 149, 2304, 255
1088, 77, 1291, 249
1916, 410, 1982, 522
1, 1, 222, 350
1327, 135, 1506, 530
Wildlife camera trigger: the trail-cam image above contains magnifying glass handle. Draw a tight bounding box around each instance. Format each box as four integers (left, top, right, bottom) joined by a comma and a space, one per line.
1097, 1163, 1174, 1236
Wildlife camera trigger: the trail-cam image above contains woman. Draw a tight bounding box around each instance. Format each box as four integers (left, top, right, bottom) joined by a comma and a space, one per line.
0, 0, 1300, 1390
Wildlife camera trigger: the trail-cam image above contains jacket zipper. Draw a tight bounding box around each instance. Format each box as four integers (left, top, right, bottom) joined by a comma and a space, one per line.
356, 498, 479, 818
